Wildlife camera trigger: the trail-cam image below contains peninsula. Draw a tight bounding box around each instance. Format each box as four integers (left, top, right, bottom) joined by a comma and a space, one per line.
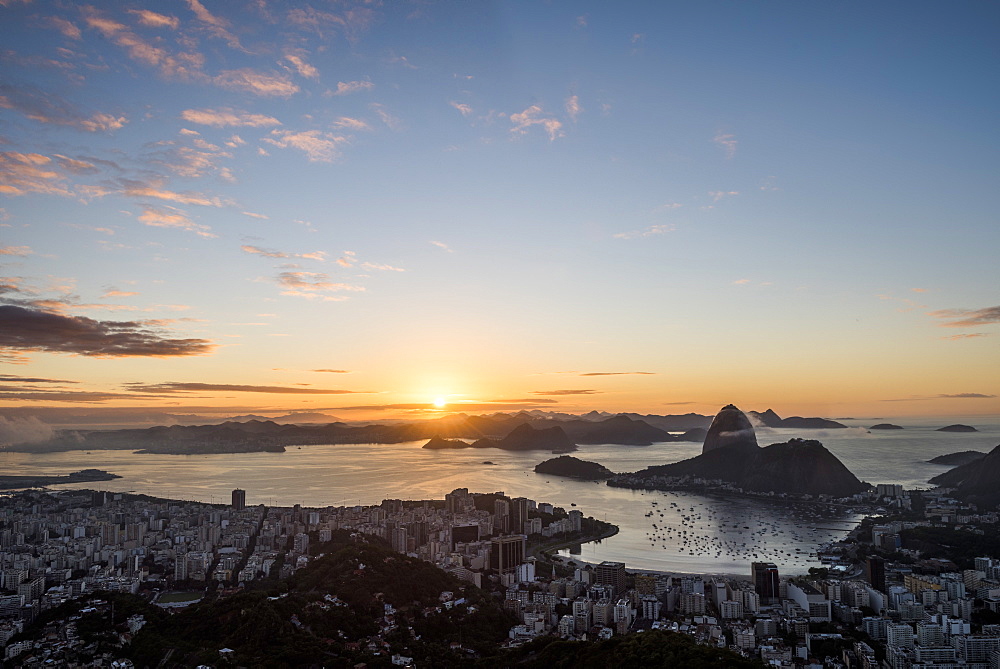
0, 469, 121, 490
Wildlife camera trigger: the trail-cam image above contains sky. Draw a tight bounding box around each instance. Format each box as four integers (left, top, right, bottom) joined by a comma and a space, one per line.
1, 0, 998, 427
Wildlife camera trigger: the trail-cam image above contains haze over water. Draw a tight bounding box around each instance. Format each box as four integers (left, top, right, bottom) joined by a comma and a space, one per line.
4, 414, 996, 575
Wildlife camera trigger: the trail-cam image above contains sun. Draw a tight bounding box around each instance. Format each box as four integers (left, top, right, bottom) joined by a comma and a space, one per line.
433, 397, 447, 408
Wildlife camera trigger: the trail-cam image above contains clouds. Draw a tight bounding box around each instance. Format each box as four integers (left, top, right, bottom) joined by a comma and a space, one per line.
214, 69, 300, 97
881, 393, 997, 402
713, 132, 737, 158
180, 108, 281, 128
262, 130, 348, 162
613, 224, 674, 240
0, 305, 214, 358
137, 205, 215, 238
241, 245, 327, 261
579, 372, 655, 376
565, 95, 581, 122
450, 101, 473, 116
0, 83, 127, 132
510, 105, 564, 141
276, 271, 365, 300
928, 306, 1000, 328
331, 80, 374, 96
124, 382, 365, 395
533, 389, 600, 396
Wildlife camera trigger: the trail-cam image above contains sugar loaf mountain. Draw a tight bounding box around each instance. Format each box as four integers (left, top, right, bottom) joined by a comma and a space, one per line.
611, 405, 870, 497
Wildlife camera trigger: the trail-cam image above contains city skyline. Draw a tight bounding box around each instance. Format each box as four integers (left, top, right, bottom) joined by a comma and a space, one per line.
2, 0, 998, 424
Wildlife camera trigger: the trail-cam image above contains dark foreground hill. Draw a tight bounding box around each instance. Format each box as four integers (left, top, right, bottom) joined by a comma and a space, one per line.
615, 438, 869, 497
504, 629, 762, 668
929, 444, 1000, 509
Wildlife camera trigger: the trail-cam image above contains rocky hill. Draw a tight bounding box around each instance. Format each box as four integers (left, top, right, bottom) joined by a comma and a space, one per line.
929, 444, 1000, 509
927, 451, 986, 466
472, 423, 577, 451
618, 438, 869, 497
702, 404, 758, 453
534, 456, 615, 479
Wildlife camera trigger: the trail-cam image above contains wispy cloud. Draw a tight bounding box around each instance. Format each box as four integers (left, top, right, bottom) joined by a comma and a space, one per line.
0, 246, 33, 257
709, 190, 739, 202
81, 6, 204, 80
928, 306, 1000, 328
46, 16, 82, 39
0, 152, 73, 197
101, 290, 139, 298
117, 178, 228, 207
128, 9, 179, 29
430, 241, 453, 253
332, 117, 371, 131
510, 105, 563, 140
330, 80, 374, 96
361, 262, 404, 272
565, 95, 582, 121
214, 69, 299, 97
312, 369, 350, 373
0, 305, 214, 358
124, 381, 365, 394
579, 371, 655, 376
613, 224, 674, 240
262, 130, 348, 162
283, 50, 319, 79
713, 132, 737, 159
941, 333, 988, 341
881, 393, 997, 402
185, 0, 244, 50
180, 108, 281, 127
449, 101, 473, 116
0, 83, 127, 132
275, 271, 365, 300
241, 245, 327, 261
137, 205, 215, 238
533, 389, 600, 396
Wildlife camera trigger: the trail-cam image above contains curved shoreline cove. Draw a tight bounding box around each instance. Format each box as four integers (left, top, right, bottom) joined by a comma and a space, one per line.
2, 414, 997, 574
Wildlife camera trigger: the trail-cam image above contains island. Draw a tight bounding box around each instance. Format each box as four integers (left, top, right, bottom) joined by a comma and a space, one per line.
0, 469, 121, 490
927, 451, 987, 466
421, 436, 471, 449
534, 455, 615, 480
868, 423, 903, 430
470, 423, 577, 452
936, 424, 979, 433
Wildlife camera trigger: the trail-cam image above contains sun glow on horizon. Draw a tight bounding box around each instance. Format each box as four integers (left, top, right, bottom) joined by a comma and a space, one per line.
433, 397, 447, 408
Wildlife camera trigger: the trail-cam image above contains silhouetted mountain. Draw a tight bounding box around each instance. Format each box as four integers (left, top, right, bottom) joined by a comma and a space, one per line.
929, 444, 1000, 509
678, 427, 708, 442
778, 416, 847, 429
937, 424, 978, 433
928, 451, 986, 466
530, 415, 673, 445
747, 409, 846, 429
472, 424, 577, 451
621, 412, 713, 431
421, 435, 471, 449
748, 409, 783, 427
702, 405, 758, 454
534, 455, 615, 479
869, 423, 903, 430
620, 437, 868, 497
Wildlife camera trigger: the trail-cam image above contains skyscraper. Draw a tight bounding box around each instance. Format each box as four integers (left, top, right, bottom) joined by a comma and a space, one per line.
867, 556, 887, 594
596, 561, 627, 598
752, 562, 780, 604
231, 488, 246, 510
490, 535, 525, 575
